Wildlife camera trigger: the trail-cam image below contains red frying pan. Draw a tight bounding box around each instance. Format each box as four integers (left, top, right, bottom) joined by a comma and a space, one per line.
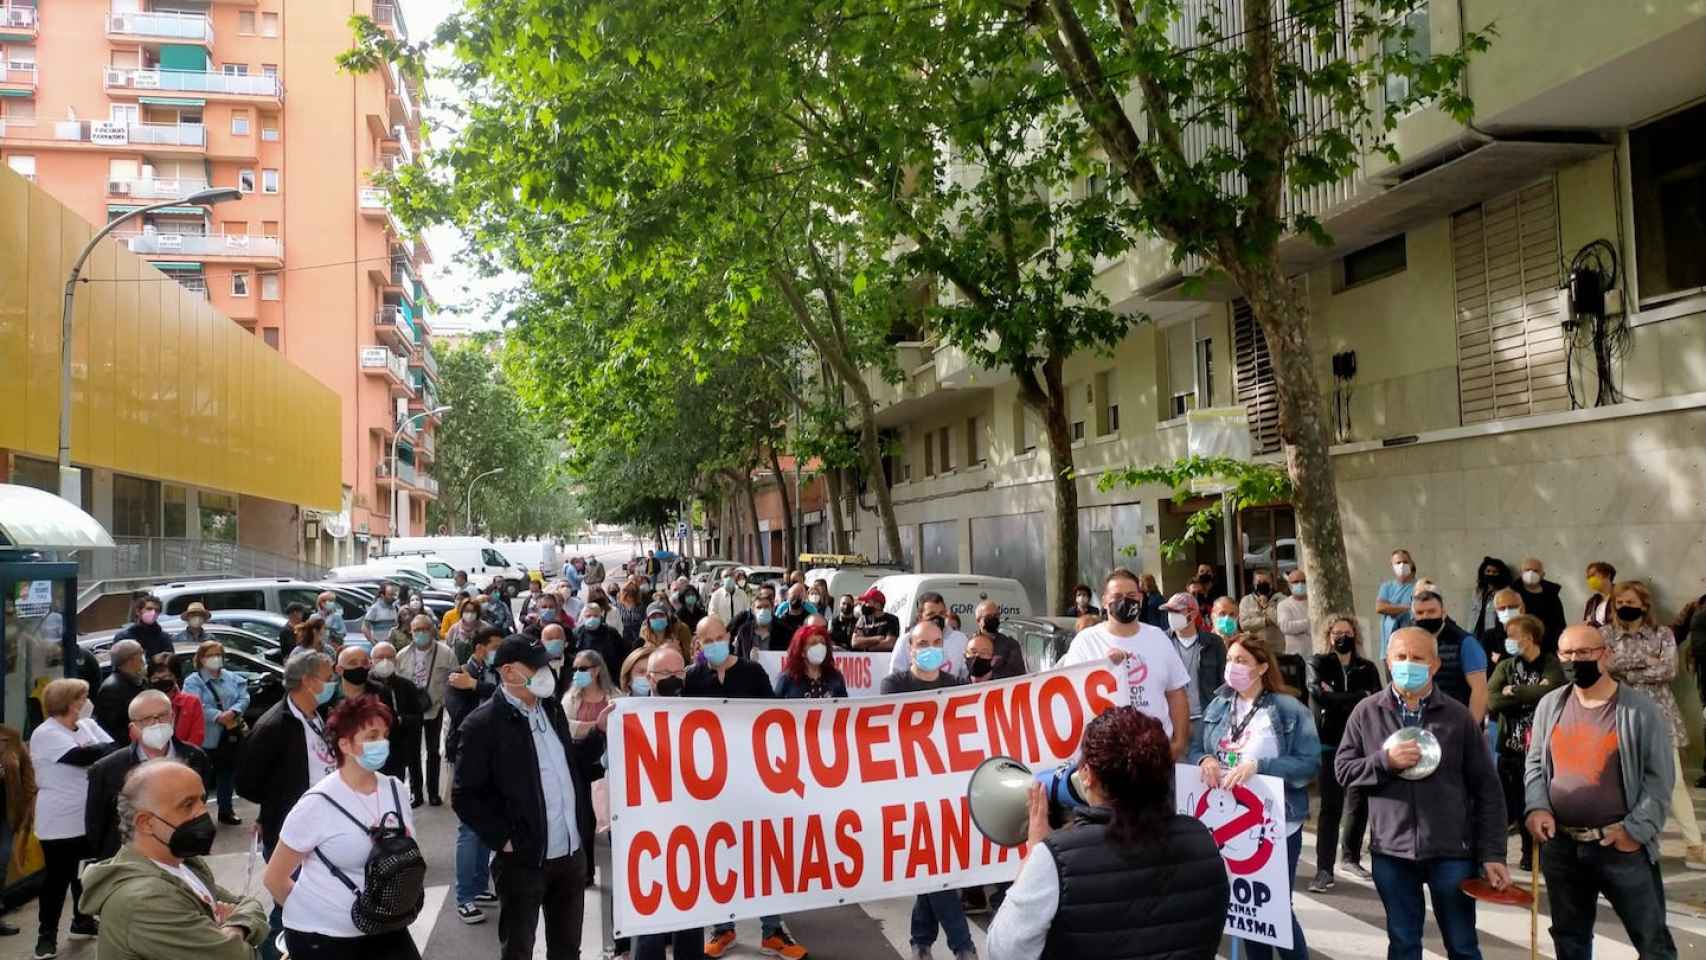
1459, 870, 1543, 960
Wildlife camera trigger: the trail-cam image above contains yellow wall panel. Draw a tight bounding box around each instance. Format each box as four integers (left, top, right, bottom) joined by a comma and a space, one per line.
0, 167, 341, 510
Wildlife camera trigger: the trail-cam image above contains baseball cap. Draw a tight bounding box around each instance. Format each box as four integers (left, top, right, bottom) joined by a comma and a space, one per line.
1162, 592, 1199, 615
492, 635, 551, 670
646, 601, 671, 618
857, 588, 886, 607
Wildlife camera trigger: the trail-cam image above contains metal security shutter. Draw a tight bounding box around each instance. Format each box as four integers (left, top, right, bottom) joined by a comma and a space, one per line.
1450, 181, 1568, 424
1232, 299, 1282, 454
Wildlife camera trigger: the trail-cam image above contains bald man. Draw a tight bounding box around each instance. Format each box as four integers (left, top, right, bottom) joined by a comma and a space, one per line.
80, 760, 268, 959
1335, 627, 1508, 960
881, 620, 966, 694
85, 690, 212, 860
685, 616, 772, 699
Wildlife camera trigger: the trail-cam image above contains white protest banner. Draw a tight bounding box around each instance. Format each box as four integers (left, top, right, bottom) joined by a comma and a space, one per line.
608, 663, 1127, 936
1174, 765, 1293, 950
752, 649, 886, 697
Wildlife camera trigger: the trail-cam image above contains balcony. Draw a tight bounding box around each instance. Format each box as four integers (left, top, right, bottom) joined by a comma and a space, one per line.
386, 62, 416, 128
105, 9, 213, 46
358, 186, 388, 218
372, 1, 407, 40
373, 305, 419, 354
104, 66, 280, 103
359, 346, 411, 391
107, 177, 209, 200
417, 429, 434, 460
1, 60, 35, 92
1, 4, 37, 37
118, 231, 283, 265
409, 344, 439, 382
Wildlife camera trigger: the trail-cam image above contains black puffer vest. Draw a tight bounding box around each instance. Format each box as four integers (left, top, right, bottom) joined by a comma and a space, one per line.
1041, 808, 1228, 960
1433, 619, 1473, 706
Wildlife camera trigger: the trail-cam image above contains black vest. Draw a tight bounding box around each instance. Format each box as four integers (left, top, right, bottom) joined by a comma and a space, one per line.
1433, 620, 1472, 706
1041, 809, 1228, 960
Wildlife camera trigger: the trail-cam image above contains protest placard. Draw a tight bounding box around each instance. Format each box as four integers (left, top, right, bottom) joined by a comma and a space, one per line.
1175, 765, 1293, 950
752, 649, 886, 697
607, 663, 1127, 936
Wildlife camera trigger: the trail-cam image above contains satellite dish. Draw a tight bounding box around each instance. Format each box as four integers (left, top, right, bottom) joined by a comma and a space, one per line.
323, 511, 352, 539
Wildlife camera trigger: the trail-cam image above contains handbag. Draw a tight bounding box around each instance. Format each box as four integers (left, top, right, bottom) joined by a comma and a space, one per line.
208, 680, 248, 741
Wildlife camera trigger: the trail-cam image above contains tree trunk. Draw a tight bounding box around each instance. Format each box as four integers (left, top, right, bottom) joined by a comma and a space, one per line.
1024, 354, 1079, 615
1237, 262, 1355, 626
740, 470, 763, 565
825, 467, 849, 553
768, 445, 798, 571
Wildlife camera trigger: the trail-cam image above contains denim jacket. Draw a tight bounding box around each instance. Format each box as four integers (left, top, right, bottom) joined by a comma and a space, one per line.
1189, 688, 1320, 830
183, 668, 250, 750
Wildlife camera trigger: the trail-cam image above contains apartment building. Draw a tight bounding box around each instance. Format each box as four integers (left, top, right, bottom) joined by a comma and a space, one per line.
0, 0, 441, 563
833, 1, 1706, 642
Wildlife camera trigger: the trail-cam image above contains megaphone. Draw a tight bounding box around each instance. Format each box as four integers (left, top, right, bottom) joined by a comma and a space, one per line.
967, 756, 1035, 847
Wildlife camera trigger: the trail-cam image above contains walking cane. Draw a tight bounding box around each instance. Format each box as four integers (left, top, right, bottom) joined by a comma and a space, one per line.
1529, 862, 1543, 960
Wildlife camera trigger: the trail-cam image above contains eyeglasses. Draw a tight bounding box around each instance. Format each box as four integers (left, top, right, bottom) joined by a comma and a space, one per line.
135, 712, 173, 726
1558, 647, 1606, 661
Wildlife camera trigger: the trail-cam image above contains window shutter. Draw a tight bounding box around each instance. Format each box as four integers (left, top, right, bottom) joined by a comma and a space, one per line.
1451, 180, 1567, 425
1232, 299, 1282, 454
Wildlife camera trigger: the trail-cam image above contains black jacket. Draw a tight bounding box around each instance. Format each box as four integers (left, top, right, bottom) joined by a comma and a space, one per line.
113, 621, 173, 663
1041, 809, 1227, 960
1433, 619, 1476, 707
1517, 579, 1567, 654
94, 673, 147, 743
235, 697, 324, 847
1308, 653, 1383, 746
452, 691, 597, 871
684, 659, 775, 699
362, 678, 425, 779
573, 624, 630, 680
85, 740, 211, 860
444, 658, 499, 764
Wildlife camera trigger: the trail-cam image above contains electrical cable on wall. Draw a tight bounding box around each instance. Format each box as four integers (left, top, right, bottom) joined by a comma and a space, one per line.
1561, 239, 1627, 409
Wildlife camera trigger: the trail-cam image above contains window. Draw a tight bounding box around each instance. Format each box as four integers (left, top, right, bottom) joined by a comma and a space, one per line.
221, 220, 245, 237
237, 169, 254, 192
1630, 102, 1706, 304
1071, 419, 1085, 443
238, 11, 256, 34
1013, 400, 1037, 454
260, 12, 279, 37
262, 64, 278, 78
923, 430, 935, 477
262, 220, 279, 235
1094, 371, 1119, 436
1337, 234, 1407, 290
231, 271, 250, 297
261, 113, 279, 141
6, 154, 34, 179
1381, 8, 1430, 107
1162, 320, 1204, 420
964, 415, 986, 467
221, 63, 248, 76
261, 168, 278, 192
1233, 299, 1282, 454
938, 427, 952, 472
231, 111, 250, 136
162, 484, 188, 538
262, 327, 280, 349
260, 272, 280, 300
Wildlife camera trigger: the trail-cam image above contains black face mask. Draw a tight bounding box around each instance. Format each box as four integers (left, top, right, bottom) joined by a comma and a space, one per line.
1196, 573, 1214, 585
966, 656, 994, 678
1561, 658, 1602, 689
152, 811, 218, 859
343, 667, 370, 687
861, 605, 878, 618
1615, 606, 1644, 623
980, 616, 1001, 635
1110, 597, 1141, 624
1332, 634, 1355, 655
928, 615, 946, 631
1254, 582, 1273, 597
655, 675, 686, 698
1413, 617, 1444, 634
151, 678, 177, 695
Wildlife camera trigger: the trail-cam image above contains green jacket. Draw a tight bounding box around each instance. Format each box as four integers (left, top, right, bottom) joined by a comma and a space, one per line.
80, 846, 269, 960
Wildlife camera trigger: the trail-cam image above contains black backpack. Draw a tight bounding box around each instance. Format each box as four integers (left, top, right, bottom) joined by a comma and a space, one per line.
311, 779, 427, 935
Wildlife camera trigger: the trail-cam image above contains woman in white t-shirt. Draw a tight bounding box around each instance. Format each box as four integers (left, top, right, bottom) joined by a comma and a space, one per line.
263, 694, 420, 960
28, 678, 122, 954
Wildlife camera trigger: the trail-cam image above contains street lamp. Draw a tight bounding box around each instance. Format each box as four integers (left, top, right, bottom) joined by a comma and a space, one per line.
390, 404, 452, 536
57, 186, 244, 503
465, 467, 505, 532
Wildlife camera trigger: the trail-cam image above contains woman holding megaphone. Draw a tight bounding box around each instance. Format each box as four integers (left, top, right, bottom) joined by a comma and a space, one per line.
985, 706, 1228, 960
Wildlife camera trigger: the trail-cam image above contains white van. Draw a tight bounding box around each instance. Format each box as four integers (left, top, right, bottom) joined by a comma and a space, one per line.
496, 538, 561, 578
869, 574, 1033, 634
803, 564, 910, 603
383, 536, 525, 584
330, 557, 459, 592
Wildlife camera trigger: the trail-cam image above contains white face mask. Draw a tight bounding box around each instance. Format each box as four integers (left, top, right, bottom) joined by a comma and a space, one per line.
525, 666, 557, 699
371, 660, 397, 679
1521, 570, 1541, 586
202, 657, 224, 673
139, 722, 174, 752
806, 644, 828, 665
1393, 562, 1412, 578
1495, 608, 1519, 624
1167, 612, 1191, 633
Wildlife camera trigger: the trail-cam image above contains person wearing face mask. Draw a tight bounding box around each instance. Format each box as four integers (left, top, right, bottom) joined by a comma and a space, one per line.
114, 595, 173, 663
770, 583, 814, 651
395, 615, 455, 809
830, 594, 859, 649
367, 641, 426, 791
1210, 597, 1241, 646
1466, 557, 1515, 660
79, 759, 269, 960
184, 641, 251, 826
1523, 624, 1683, 956
1057, 569, 1193, 760
281, 602, 311, 653
624, 647, 705, 960
1276, 570, 1312, 659
709, 572, 752, 625
731, 593, 779, 662
887, 592, 969, 677
1408, 590, 1489, 724
315, 591, 347, 647
148, 655, 206, 749
454, 636, 597, 960
769, 621, 846, 699
1306, 617, 1382, 892
967, 599, 1026, 681
524, 592, 573, 640
564, 651, 616, 773
1162, 593, 1224, 750
1191, 633, 1319, 960
676, 585, 707, 633
619, 602, 690, 691
1582, 560, 1617, 628
85, 690, 212, 861
447, 597, 486, 662
264, 695, 422, 959
1062, 583, 1101, 618
29, 679, 125, 956
572, 602, 632, 691
174, 601, 213, 657
443, 628, 505, 924
1601, 579, 1705, 869
849, 587, 901, 652
1513, 557, 1566, 653
1375, 548, 1417, 662
1334, 628, 1509, 960
1484, 615, 1562, 871
1237, 569, 1285, 650
362, 582, 401, 646
95, 640, 150, 743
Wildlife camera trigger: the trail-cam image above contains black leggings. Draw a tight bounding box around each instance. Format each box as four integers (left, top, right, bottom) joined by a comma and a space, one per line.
284, 929, 421, 960
38, 836, 91, 938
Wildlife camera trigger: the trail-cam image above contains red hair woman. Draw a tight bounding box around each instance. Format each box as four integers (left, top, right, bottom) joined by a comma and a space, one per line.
774, 624, 848, 699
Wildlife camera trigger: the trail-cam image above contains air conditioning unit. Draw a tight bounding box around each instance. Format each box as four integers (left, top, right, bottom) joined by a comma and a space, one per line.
108, 180, 132, 195
104, 68, 128, 86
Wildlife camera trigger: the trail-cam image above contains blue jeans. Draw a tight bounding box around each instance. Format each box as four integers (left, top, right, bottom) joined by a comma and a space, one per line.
910, 890, 973, 953
1371, 854, 1481, 960
1540, 836, 1676, 959
713, 916, 781, 938
1235, 829, 1308, 960
456, 820, 492, 906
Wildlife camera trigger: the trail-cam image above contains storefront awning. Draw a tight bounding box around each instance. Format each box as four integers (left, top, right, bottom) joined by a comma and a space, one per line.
147, 261, 204, 272
0, 485, 115, 551
106, 204, 209, 217
0, 88, 32, 97
138, 96, 207, 107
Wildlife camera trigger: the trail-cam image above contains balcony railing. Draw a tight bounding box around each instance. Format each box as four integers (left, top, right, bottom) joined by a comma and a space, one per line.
374, 305, 419, 347
390, 257, 417, 288
359, 346, 409, 383
104, 66, 279, 97
72, 536, 328, 611
3, 62, 35, 86
106, 9, 213, 44
108, 177, 209, 199
372, 0, 407, 39
22, 119, 206, 147
118, 231, 283, 259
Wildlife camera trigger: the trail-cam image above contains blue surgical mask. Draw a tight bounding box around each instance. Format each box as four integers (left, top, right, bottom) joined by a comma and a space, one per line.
914, 646, 946, 672
649, 617, 669, 633
802, 600, 818, 615
483, 649, 496, 665
572, 668, 594, 689
540, 609, 558, 623
1390, 661, 1431, 692
629, 676, 652, 696
357, 740, 390, 771
755, 609, 773, 626
1504, 637, 1522, 656
702, 641, 731, 665
412, 631, 433, 648
545, 639, 565, 658
583, 616, 603, 630
314, 679, 336, 705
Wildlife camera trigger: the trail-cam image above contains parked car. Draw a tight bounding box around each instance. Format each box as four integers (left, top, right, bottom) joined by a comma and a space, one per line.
1241, 538, 1299, 576
690, 560, 739, 593
737, 566, 788, 589
149, 578, 369, 637
330, 558, 458, 592
96, 634, 282, 728
1004, 615, 1083, 671
496, 539, 561, 579
801, 560, 910, 602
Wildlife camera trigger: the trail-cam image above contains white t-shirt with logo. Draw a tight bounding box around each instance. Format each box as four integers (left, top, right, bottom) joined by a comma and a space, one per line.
1056, 622, 1189, 736
279, 770, 415, 938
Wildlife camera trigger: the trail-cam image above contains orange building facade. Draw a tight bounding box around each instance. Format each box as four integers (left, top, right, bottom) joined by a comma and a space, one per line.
0, 0, 438, 562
